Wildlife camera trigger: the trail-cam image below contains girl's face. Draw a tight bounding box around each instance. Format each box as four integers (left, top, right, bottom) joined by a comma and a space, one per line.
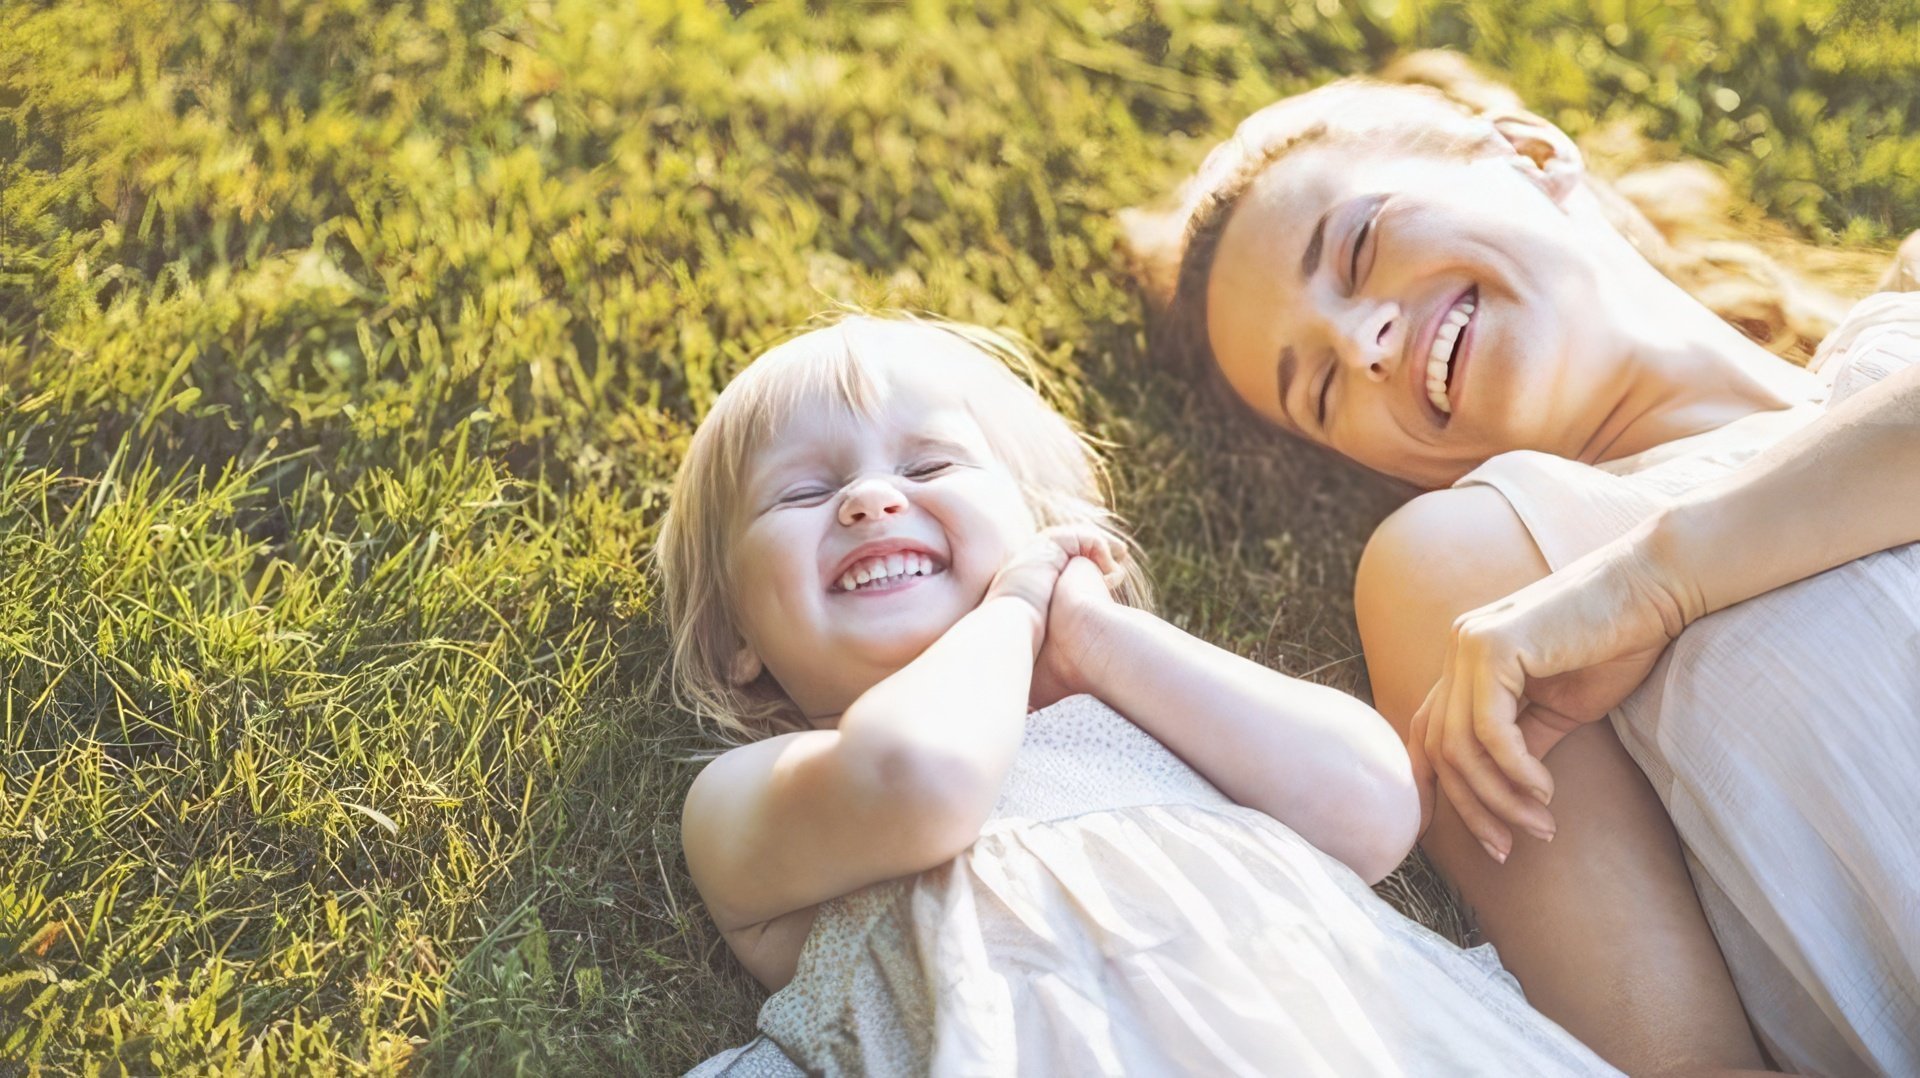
1204, 135, 1635, 488
727, 357, 1038, 720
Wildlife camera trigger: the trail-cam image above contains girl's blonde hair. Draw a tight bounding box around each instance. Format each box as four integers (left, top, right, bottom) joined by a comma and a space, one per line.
1120, 51, 1881, 435
655, 313, 1153, 744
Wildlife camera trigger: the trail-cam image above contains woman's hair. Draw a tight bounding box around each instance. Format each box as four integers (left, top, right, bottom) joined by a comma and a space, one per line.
1122, 51, 1867, 403
654, 312, 1154, 744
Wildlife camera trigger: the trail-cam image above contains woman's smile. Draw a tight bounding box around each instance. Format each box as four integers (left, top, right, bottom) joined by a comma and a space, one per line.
1417, 285, 1478, 421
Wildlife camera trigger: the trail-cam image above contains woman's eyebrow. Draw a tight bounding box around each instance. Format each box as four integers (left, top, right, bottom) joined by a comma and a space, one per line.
1300, 210, 1331, 278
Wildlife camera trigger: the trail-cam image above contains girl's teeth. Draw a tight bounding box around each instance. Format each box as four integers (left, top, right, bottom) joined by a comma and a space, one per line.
838, 553, 945, 591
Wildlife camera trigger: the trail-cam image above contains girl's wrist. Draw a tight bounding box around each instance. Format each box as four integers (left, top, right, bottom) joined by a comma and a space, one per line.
1051, 595, 1129, 696
980, 592, 1048, 658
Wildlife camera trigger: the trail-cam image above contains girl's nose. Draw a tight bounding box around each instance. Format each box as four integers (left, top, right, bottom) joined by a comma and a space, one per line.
838, 477, 908, 526
1336, 300, 1403, 382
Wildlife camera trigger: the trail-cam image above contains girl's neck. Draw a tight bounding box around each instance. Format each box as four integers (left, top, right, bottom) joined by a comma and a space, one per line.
1575, 252, 1816, 465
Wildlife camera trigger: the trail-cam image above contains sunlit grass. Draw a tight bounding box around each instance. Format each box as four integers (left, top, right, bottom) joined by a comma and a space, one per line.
2, 0, 1913, 1071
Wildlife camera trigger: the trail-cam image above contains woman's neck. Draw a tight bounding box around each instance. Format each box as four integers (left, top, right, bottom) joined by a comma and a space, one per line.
1575, 252, 1816, 465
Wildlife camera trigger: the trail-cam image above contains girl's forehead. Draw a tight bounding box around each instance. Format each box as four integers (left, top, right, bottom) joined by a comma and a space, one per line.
754, 365, 993, 467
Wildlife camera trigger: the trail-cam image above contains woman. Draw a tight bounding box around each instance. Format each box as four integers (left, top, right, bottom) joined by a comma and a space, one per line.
1126, 68, 1920, 1075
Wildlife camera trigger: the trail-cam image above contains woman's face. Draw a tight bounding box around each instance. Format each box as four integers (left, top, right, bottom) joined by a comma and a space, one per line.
1205, 135, 1634, 488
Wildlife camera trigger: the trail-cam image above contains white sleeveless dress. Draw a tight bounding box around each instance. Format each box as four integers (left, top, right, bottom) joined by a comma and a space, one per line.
1454, 293, 1920, 1077
690, 694, 1617, 1076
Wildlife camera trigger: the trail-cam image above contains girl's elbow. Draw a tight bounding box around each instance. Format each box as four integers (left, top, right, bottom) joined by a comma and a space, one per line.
849, 737, 999, 864
1353, 779, 1421, 885
1335, 755, 1421, 885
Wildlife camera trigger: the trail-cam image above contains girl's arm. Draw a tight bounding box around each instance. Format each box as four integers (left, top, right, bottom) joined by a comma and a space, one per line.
1047, 559, 1419, 883
681, 527, 1114, 972
682, 595, 1034, 938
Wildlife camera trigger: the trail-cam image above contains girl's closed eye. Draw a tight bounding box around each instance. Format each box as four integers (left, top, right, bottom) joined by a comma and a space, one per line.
905, 459, 956, 479
774, 484, 834, 508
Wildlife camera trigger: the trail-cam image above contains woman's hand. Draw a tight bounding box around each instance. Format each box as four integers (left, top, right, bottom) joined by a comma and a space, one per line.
1411, 532, 1696, 862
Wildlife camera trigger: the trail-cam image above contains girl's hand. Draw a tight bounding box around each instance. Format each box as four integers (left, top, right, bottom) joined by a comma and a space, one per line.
984, 525, 1127, 657
1031, 554, 1128, 707
1412, 533, 1693, 862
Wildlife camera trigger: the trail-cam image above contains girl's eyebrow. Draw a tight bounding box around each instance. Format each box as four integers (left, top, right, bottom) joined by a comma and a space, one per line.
903, 432, 973, 456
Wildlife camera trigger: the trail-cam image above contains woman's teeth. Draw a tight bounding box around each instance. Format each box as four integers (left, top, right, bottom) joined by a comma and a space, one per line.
837, 552, 941, 592
1426, 292, 1476, 416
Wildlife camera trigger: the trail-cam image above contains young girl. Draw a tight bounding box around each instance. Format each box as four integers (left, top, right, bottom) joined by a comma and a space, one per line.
661, 314, 1617, 1075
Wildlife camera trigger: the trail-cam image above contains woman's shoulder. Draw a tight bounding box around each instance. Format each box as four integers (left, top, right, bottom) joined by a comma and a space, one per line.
1813, 290, 1920, 407
1356, 486, 1545, 626
1355, 486, 1553, 723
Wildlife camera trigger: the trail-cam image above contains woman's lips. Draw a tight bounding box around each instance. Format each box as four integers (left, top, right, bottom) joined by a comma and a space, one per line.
1447, 297, 1475, 415
1411, 284, 1478, 426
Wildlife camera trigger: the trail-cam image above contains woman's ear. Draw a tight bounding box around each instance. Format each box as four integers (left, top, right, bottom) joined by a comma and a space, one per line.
1490, 112, 1584, 206
728, 645, 764, 685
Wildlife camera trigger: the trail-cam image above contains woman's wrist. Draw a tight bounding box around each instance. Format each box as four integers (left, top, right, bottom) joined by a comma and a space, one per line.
1630, 504, 1716, 630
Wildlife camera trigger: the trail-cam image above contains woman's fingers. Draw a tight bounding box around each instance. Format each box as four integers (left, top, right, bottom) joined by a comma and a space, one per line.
1469, 662, 1555, 806
1437, 664, 1555, 847
1432, 752, 1514, 864
1421, 674, 1515, 859
1405, 696, 1439, 837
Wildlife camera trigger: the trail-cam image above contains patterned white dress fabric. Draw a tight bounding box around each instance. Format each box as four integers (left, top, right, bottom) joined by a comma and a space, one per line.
690, 694, 1617, 1076
1454, 292, 1920, 1077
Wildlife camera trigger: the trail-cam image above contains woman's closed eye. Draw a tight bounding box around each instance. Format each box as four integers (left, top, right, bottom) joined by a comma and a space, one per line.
1316, 361, 1336, 429
1347, 196, 1385, 292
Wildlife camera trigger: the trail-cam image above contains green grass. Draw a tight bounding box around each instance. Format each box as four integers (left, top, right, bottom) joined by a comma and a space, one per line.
1, 0, 1914, 1072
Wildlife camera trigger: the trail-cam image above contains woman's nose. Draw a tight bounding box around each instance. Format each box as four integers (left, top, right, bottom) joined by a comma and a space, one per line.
838, 477, 908, 526
1335, 300, 1403, 382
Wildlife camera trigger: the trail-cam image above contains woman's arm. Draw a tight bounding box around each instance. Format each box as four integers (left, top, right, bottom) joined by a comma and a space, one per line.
1655, 355, 1920, 618
1419, 354, 1920, 846
1354, 489, 1768, 1074
1048, 559, 1418, 883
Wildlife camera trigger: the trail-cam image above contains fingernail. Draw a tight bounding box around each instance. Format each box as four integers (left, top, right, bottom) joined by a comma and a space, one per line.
1529, 824, 1555, 843
1529, 785, 1551, 805
1481, 840, 1508, 864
